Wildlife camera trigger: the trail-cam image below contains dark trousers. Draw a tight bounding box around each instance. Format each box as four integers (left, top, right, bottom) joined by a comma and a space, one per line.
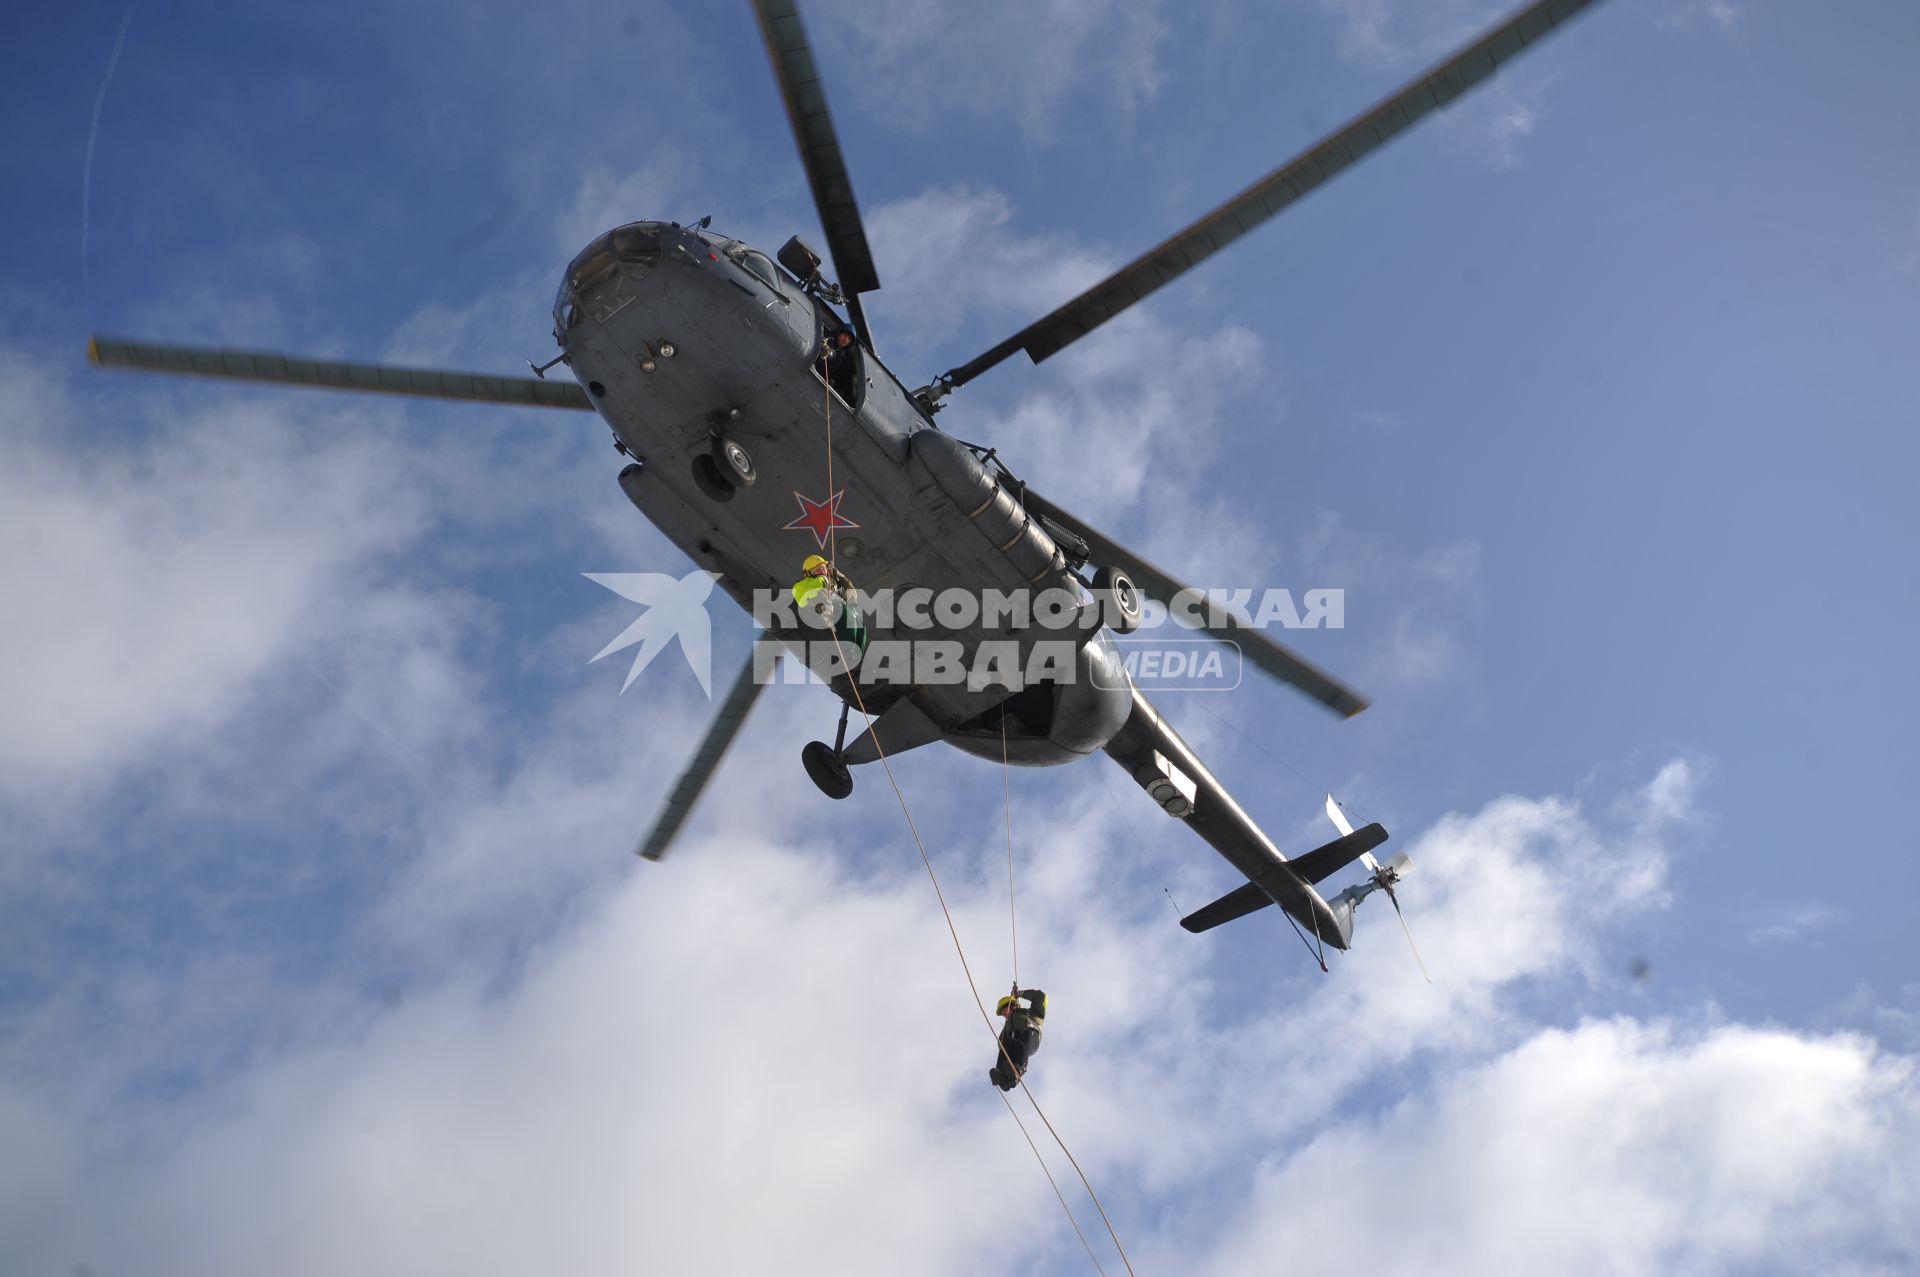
993, 1022, 1041, 1087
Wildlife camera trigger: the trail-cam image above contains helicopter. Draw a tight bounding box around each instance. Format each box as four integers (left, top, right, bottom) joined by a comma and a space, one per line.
89, 0, 1606, 961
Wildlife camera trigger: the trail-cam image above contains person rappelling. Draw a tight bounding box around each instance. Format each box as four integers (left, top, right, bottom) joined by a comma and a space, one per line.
792, 553, 867, 655
989, 984, 1047, 1091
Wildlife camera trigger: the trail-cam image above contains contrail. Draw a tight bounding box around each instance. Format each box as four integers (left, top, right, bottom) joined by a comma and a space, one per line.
82, 2, 140, 295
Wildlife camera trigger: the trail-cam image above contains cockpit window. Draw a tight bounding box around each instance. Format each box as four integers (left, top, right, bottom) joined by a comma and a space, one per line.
571, 246, 617, 291
738, 249, 780, 291
714, 239, 782, 294
612, 222, 662, 263
566, 232, 614, 285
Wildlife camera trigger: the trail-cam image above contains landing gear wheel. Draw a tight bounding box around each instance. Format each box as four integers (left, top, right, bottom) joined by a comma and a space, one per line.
714, 435, 756, 487
691, 452, 736, 502
1092, 565, 1144, 633
802, 740, 853, 800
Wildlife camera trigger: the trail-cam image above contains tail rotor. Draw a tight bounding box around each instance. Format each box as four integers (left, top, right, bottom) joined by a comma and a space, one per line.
1326, 795, 1431, 983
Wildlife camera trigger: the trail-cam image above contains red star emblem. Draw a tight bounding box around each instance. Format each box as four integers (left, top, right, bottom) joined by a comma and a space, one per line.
783, 488, 860, 547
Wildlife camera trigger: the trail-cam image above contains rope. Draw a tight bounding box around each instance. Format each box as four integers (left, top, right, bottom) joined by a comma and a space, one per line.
812, 350, 1135, 1277
823, 344, 840, 569
999, 1089, 1109, 1277
1001, 706, 1018, 989
1094, 766, 1185, 921
839, 672, 1137, 1277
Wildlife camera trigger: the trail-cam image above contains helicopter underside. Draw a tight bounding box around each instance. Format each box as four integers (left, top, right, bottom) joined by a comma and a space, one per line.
555, 219, 1133, 766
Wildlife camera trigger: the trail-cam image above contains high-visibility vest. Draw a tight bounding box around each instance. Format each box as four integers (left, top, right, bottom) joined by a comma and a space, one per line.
793, 575, 828, 609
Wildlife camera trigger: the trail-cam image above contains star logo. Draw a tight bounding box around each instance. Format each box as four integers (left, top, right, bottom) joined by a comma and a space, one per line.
584, 570, 720, 696
783, 488, 860, 547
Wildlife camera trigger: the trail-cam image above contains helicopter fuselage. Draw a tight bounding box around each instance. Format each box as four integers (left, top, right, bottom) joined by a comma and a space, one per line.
555, 219, 1132, 767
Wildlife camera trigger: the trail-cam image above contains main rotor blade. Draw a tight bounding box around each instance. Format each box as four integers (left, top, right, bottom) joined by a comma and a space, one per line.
637, 651, 772, 861
89, 337, 594, 411
1022, 487, 1369, 718
751, 0, 882, 348
942, 0, 1604, 389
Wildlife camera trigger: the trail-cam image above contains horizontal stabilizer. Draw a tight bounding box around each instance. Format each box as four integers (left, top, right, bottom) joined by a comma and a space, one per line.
1287, 823, 1389, 885
1179, 823, 1389, 934
1180, 882, 1273, 934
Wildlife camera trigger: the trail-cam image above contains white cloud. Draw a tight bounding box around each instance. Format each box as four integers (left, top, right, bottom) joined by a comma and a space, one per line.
1485, 95, 1538, 169
865, 186, 1113, 360
1658, 0, 1743, 37
816, 0, 1169, 144
1418, 539, 1482, 588
0, 358, 446, 827
1282, 515, 1489, 695
1321, 0, 1415, 69
0, 338, 644, 873
5, 758, 1814, 1277
117, 228, 336, 350
865, 185, 1272, 587
1432, 73, 1559, 172
1, 827, 1153, 1276
1348, 540, 1483, 690
1746, 901, 1841, 944
1317, 0, 1504, 72
1191, 1017, 1918, 1277
1314, 1, 1564, 170
1366, 608, 1463, 687
551, 154, 695, 260
1830, 984, 1920, 1055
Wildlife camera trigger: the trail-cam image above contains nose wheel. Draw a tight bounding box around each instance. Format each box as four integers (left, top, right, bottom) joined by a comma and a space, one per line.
691, 435, 755, 503
715, 435, 756, 487
802, 700, 855, 799
802, 741, 852, 799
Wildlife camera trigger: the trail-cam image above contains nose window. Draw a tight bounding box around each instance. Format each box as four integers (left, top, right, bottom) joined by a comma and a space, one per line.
571, 247, 617, 293
613, 223, 662, 264
581, 268, 634, 324
739, 250, 779, 290
566, 232, 614, 286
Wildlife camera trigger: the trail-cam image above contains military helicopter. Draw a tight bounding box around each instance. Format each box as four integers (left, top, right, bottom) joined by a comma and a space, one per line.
90, 0, 1605, 961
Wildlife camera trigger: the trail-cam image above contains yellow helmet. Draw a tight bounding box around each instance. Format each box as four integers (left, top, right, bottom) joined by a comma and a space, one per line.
996, 994, 1017, 1015
802, 554, 828, 572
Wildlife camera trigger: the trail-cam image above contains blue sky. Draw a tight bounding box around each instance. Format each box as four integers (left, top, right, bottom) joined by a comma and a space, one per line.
3, 0, 1918, 1272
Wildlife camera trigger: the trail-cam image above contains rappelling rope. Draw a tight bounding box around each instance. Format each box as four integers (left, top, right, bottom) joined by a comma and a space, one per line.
835, 669, 1137, 1277
999, 1089, 1110, 1277
1000, 706, 1019, 989
814, 349, 1136, 1277
823, 342, 840, 569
